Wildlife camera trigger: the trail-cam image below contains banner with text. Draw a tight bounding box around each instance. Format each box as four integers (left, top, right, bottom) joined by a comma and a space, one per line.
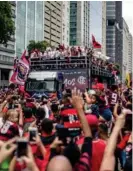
62, 70, 88, 92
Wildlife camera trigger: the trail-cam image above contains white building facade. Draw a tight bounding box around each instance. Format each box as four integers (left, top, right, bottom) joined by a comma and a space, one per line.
122, 19, 129, 82
16, 1, 44, 57
70, 1, 90, 46
61, 1, 70, 46
44, 1, 62, 47
128, 33, 132, 74
102, 2, 106, 55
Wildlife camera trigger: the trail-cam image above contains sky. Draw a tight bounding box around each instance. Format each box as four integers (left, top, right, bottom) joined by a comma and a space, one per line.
90, 1, 133, 43
90, 1, 102, 43
123, 1, 133, 36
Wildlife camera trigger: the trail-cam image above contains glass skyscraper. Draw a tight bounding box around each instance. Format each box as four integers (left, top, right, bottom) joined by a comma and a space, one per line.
16, 1, 44, 57
69, 1, 90, 46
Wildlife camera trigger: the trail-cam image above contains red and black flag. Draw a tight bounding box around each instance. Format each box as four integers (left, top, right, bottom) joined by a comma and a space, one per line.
92, 35, 101, 48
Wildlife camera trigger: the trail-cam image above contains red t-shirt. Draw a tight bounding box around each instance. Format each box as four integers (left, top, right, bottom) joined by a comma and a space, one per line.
91, 139, 106, 171
77, 137, 106, 171
0, 119, 19, 141
117, 133, 131, 150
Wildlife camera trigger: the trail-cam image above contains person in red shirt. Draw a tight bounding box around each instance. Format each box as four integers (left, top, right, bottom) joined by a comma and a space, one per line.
0, 109, 20, 141
77, 114, 106, 171
23, 107, 36, 134
49, 103, 61, 123
60, 93, 80, 128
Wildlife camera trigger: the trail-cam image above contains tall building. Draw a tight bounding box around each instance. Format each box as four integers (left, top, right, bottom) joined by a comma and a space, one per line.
44, 1, 62, 47
128, 33, 132, 74
62, 2, 70, 46
102, 2, 106, 55
69, 1, 90, 46
122, 19, 129, 82
0, 2, 16, 87
16, 1, 44, 57
106, 1, 123, 74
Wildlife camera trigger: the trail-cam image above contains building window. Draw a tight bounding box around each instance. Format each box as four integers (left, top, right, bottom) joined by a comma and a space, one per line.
107, 19, 116, 26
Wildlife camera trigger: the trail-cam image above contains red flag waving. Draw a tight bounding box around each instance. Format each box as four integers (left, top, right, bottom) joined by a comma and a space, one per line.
92, 35, 101, 48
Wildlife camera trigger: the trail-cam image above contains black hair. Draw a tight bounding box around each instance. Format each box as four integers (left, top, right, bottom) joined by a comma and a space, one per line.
63, 142, 80, 167
11, 96, 18, 101
111, 85, 118, 91
92, 94, 100, 104
98, 123, 108, 134
51, 104, 59, 113
23, 107, 33, 118
126, 104, 132, 111
41, 118, 53, 134
124, 114, 132, 131
127, 95, 132, 103
36, 107, 46, 120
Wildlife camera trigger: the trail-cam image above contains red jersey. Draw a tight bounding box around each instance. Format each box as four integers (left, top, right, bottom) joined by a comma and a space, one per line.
77, 137, 106, 171
91, 139, 106, 171
117, 133, 131, 150
109, 92, 118, 106
60, 105, 80, 128
0, 118, 19, 141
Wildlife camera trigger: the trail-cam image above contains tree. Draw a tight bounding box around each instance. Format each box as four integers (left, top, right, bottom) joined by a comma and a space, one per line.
27, 40, 50, 53
0, 2, 15, 45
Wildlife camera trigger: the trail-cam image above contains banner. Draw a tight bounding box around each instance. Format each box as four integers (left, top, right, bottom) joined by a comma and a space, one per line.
62, 70, 88, 92
10, 50, 30, 86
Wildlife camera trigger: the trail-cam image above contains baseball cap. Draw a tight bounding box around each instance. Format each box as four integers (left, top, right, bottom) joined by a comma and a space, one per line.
85, 114, 99, 127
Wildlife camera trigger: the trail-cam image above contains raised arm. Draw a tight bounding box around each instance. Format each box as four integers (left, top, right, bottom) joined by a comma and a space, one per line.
100, 109, 131, 171
70, 89, 92, 137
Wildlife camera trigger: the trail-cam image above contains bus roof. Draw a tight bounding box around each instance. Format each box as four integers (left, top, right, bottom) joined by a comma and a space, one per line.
28, 71, 58, 80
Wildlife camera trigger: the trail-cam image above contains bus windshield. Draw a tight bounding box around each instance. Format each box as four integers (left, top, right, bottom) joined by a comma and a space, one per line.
25, 80, 55, 92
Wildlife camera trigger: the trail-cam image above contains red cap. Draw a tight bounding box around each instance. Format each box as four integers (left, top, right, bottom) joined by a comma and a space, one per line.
85, 114, 99, 126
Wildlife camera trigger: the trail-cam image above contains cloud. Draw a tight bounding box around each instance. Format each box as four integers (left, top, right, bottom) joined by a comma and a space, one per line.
123, 1, 133, 35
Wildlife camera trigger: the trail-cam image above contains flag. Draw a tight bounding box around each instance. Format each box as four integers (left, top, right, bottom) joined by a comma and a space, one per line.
10, 50, 30, 86
125, 73, 130, 88
92, 35, 101, 48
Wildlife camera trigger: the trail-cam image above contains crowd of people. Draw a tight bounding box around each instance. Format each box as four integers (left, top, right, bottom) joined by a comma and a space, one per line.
0, 83, 132, 171
29, 46, 119, 76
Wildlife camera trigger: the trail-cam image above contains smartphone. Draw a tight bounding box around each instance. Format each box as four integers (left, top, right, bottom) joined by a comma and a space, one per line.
16, 139, 28, 159
29, 127, 37, 142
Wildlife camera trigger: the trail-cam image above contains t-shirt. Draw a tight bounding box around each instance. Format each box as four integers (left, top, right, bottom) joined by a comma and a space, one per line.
109, 92, 118, 106
90, 104, 99, 118
91, 139, 106, 171
77, 137, 106, 171
0, 118, 19, 141
117, 133, 131, 150
60, 104, 80, 128
74, 137, 92, 171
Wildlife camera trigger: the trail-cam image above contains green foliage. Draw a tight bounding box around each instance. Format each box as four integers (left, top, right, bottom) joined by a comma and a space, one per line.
27, 40, 50, 53
0, 2, 15, 45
